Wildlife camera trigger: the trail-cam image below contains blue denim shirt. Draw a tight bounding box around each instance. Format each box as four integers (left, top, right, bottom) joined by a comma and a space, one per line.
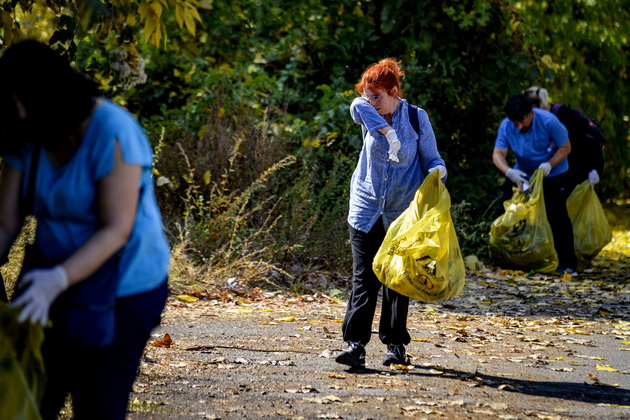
348, 97, 446, 233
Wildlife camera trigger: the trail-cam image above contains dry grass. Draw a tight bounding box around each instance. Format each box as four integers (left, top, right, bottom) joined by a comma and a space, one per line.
153, 104, 301, 293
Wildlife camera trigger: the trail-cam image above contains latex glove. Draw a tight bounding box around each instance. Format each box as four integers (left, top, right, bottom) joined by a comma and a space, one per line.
10, 265, 69, 325
539, 162, 551, 177
588, 169, 599, 186
428, 164, 447, 180
384, 130, 401, 162
505, 168, 528, 187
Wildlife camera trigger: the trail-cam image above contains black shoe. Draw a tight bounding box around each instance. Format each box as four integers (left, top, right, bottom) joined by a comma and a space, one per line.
335, 341, 366, 368
382, 344, 408, 366
555, 267, 578, 277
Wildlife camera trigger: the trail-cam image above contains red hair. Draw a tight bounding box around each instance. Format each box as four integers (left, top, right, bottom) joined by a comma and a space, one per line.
355, 58, 405, 97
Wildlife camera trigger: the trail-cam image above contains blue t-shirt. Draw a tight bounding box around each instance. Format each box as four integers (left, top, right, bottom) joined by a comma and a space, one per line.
495, 108, 569, 177
348, 97, 445, 233
5, 100, 170, 297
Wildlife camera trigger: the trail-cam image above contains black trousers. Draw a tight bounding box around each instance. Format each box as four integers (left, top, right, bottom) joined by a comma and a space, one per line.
40, 280, 168, 420
502, 172, 578, 270
342, 219, 411, 346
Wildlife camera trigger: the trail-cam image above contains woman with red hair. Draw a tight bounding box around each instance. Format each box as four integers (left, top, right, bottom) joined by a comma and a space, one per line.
336, 58, 447, 369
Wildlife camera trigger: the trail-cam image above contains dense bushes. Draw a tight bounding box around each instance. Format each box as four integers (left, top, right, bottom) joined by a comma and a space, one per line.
117, 0, 626, 283
7, 0, 625, 284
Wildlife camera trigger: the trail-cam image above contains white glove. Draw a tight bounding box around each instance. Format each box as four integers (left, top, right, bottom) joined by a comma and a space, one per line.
428, 164, 447, 180
505, 168, 528, 187
10, 265, 69, 326
384, 130, 401, 162
539, 162, 551, 177
588, 169, 599, 186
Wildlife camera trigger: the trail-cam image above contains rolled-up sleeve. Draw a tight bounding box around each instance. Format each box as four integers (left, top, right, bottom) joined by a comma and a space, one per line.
350, 97, 389, 135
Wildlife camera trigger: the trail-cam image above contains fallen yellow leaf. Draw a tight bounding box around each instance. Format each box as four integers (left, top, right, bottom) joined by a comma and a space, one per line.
229, 308, 252, 313
391, 364, 414, 371
565, 328, 591, 335
175, 294, 199, 303
559, 272, 573, 281
277, 316, 296, 322
596, 364, 619, 372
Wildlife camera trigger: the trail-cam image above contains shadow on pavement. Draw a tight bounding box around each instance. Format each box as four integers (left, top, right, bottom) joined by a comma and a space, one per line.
346, 364, 630, 406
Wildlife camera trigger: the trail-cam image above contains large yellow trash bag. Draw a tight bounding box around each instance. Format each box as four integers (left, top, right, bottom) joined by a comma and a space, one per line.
567, 180, 612, 271
489, 168, 558, 274
0, 302, 46, 420
373, 170, 466, 302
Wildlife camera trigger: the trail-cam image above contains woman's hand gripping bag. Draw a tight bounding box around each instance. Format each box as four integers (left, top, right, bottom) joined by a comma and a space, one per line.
372, 170, 466, 302
489, 168, 558, 273
567, 180, 612, 271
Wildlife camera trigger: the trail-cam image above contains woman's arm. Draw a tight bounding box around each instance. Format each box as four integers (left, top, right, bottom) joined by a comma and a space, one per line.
350, 97, 390, 134
11, 141, 142, 324
62, 141, 141, 285
0, 164, 24, 262
416, 109, 445, 173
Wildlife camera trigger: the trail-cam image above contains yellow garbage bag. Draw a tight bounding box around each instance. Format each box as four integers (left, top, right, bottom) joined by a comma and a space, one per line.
0, 302, 46, 420
489, 168, 558, 274
567, 180, 612, 271
373, 170, 466, 302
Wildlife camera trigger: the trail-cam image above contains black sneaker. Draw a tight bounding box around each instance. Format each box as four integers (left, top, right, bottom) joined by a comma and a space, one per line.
382, 344, 408, 366
335, 341, 366, 368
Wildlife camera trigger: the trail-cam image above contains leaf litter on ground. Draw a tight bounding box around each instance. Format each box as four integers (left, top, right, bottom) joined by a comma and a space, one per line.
126, 224, 630, 419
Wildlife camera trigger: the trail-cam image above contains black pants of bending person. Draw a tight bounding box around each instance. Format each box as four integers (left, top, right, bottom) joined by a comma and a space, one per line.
342, 218, 411, 346
40, 280, 168, 420
502, 171, 578, 271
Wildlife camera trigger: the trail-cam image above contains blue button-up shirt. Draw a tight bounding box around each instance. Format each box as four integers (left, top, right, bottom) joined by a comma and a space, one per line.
348, 97, 446, 233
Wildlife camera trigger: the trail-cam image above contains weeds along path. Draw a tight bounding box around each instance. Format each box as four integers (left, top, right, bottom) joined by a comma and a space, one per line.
127, 229, 630, 419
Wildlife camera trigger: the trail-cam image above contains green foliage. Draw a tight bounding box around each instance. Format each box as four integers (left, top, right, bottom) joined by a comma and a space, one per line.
450, 201, 493, 259
516, 0, 630, 199
2, 0, 627, 281
127, 0, 629, 270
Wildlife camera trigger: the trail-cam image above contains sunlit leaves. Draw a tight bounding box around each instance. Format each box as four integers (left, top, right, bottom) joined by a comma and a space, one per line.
139, 0, 168, 47
0, 0, 203, 50
137, 0, 203, 47
1, 10, 13, 45
174, 1, 202, 37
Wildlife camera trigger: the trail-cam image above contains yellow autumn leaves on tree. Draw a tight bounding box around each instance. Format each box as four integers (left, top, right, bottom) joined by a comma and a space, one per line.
0, 0, 208, 49
139, 0, 203, 48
